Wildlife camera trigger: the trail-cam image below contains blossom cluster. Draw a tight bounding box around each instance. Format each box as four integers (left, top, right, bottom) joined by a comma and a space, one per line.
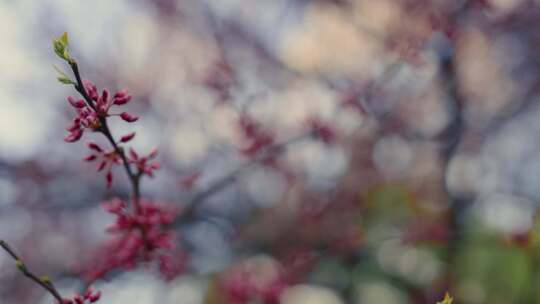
52, 31, 188, 304
84, 142, 122, 188
64, 80, 137, 143
85, 198, 184, 282
59, 288, 101, 304
128, 148, 160, 178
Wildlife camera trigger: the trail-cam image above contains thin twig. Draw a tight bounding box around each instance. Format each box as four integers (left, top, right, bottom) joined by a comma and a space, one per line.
0, 240, 64, 303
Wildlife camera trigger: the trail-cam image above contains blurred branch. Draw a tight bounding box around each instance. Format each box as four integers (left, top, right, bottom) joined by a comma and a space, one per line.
173, 133, 310, 226
437, 0, 477, 290
0, 240, 64, 302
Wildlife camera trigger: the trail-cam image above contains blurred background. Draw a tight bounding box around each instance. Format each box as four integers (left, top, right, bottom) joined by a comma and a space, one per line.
2, 0, 540, 303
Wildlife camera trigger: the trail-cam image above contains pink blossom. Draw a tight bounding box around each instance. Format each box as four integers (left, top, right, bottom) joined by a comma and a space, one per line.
83, 142, 122, 187
63, 80, 137, 142
59, 287, 101, 304
86, 198, 184, 282
128, 148, 160, 177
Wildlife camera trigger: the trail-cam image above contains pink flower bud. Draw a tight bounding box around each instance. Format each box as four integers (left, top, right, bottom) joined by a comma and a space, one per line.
97, 161, 107, 172
120, 132, 136, 143
73, 294, 84, 304
87, 142, 103, 152
120, 112, 139, 122
129, 148, 139, 160
67, 96, 86, 108
84, 155, 97, 162
106, 171, 113, 188
64, 129, 83, 142
66, 120, 80, 132
101, 89, 109, 103
84, 80, 98, 101
113, 90, 132, 105
88, 291, 101, 303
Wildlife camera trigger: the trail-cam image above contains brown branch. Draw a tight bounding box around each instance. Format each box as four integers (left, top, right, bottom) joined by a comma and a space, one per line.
0, 240, 64, 303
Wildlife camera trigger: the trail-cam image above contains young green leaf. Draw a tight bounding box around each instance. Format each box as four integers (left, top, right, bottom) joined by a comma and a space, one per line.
53, 65, 75, 85
52, 32, 71, 61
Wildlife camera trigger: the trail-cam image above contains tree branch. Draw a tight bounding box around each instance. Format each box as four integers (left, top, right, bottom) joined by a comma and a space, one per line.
0, 240, 64, 303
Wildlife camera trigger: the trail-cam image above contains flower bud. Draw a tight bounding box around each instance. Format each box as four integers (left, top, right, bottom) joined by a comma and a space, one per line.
120, 112, 139, 122
87, 142, 103, 152
67, 96, 85, 108
64, 129, 83, 142
113, 90, 132, 105
120, 132, 136, 143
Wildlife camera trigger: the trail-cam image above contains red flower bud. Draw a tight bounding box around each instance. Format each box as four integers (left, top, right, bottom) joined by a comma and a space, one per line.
87, 141, 103, 152
120, 132, 136, 143
84, 155, 97, 162
101, 89, 109, 103
64, 129, 83, 142
66, 120, 81, 132
88, 291, 101, 303
73, 295, 84, 304
84, 80, 98, 101
106, 171, 113, 188
97, 161, 107, 172
67, 96, 85, 108
129, 148, 139, 160
120, 112, 138, 122
113, 90, 132, 105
